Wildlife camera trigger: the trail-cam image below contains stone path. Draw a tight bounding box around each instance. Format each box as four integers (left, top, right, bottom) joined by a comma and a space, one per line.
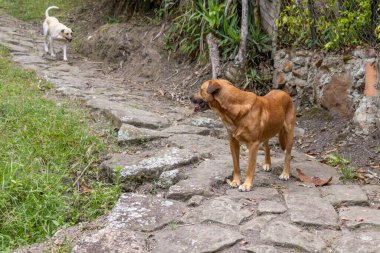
1, 12, 380, 253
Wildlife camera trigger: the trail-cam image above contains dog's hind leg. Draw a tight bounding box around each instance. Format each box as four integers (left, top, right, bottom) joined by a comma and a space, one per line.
43, 23, 49, 53
63, 44, 67, 61
262, 139, 271, 171
49, 37, 56, 57
279, 110, 296, 180
227, 132, 241, 187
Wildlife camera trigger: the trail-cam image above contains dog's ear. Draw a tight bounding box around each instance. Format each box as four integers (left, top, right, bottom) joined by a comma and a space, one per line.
207, 80, 221, 95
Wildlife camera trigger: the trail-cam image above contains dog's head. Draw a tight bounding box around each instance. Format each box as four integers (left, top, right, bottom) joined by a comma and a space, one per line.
60, 28, 73, 42
190, 80, 224, 112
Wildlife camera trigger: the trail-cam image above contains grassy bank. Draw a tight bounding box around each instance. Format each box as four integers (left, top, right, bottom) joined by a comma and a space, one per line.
0, 45, 120, 252
0, 0, 80, 20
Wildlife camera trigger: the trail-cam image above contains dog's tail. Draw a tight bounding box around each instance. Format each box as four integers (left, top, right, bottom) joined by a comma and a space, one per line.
45, 6, 59, 18
279, 128, 286, 151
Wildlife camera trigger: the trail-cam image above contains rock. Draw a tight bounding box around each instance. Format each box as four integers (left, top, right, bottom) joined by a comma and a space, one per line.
285, 194, 339, 228
258, 201, 287, 215
157, 169, 181, 188
240, 215, 276, 233
227, 187, 279, 202
290, 159, 341, 184
272, 70, 286, 89
151, 223, 243, 253
260, 220, 326, 252
183, 196, 252, 225
167, 157, 231, 200
86, 98, 170, 129
117, 124, 169, 144
339, 206, 380, 228
240, 245, 278, 253
292, 66, 308, 80
167, 134, 230, 155
288, 77, 307, 88
72, 228, 145, 253
292, 56, 307, 66
161, 124, 211, 135
186, 116, 223, 128
107, 193, 187, 231
361, 185, 380, 204
320, 185, 368, 206
102, 147, 206, 182
187, 195, 204, 207
294, 127, 305, 138
334, 231, 380, 253
283, 61, 293, 73
354, 97, 380, 134
320, 72, 354, 118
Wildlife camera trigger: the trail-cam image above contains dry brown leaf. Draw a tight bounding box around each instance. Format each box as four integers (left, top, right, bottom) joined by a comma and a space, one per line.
296, 168, 332, 186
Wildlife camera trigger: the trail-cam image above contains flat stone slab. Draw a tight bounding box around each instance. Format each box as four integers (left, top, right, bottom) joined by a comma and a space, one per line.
167, 157, 231, 200
102, 147, 206, 181
291, 159, 340, 184
339, 206, 380, 228
258, 201, 287, 215
107, 193, 187, 231
227, 187, 280, 203
260, 220, 326, 252
86, 98, 170, 129
117, 123, 169, 144
161, 124, 211, 135
320, 185, 368, 206
72, 228, 145, 253
285, 195, 339, 228
167, 134, 230, 156
240, 245, 278, 253
151, 224, 243, 253
334, 231, 380, 253
184, 116, 224, 128
240, 215, 277, 233
183, 196, 252, 225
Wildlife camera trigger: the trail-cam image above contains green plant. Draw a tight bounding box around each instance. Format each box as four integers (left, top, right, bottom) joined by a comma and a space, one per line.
327, 154, 350, 167
0, 45, 120, 251
277, 0, 377, 50
327, 154, 355, 182
374, 147, 380, 154
339, 166, 356, 182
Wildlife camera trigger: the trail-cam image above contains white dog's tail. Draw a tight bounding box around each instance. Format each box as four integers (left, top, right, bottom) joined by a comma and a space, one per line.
45, 6, 59, 18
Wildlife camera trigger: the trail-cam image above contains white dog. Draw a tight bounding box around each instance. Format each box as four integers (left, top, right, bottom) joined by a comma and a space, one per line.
43, 6, 73, 61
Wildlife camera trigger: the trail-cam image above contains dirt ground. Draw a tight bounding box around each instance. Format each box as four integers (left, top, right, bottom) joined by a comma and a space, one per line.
68, 4, 380, 185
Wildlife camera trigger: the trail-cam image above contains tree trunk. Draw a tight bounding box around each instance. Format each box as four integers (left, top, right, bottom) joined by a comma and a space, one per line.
207, 33, 221, 79
236, 0, 248, 67
307, 0, 318, 47
370, 0, 379, 47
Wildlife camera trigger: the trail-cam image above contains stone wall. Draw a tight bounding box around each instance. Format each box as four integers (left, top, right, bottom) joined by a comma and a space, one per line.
273, 48, 380, 134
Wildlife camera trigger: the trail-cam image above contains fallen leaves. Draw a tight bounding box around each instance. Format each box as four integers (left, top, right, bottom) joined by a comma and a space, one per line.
296, 168, 332, 186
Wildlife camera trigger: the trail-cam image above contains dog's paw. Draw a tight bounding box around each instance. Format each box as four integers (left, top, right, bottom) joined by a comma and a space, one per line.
279, 172, 290, 180
238, 183, 252, 192
226, 178, 241, 188
262, 164, 271, 172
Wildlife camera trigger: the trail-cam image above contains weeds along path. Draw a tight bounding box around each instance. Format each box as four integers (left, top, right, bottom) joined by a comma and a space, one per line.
1, 11, 380, 253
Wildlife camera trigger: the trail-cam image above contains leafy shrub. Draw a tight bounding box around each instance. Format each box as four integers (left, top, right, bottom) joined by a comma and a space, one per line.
277, 0, 378, 50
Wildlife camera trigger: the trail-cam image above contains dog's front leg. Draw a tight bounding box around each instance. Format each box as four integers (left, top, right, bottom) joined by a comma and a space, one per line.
63, 44, 67, 61
239, 141, 259, 192
227, 132, 241, 187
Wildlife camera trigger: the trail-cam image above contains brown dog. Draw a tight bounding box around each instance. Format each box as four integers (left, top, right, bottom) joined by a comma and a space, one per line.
191, 79, 296, 191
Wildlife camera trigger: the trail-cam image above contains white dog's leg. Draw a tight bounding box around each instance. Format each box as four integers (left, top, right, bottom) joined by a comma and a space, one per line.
63, 44, 67, 61
49, 37, 56, 57
43, 25, 49, 53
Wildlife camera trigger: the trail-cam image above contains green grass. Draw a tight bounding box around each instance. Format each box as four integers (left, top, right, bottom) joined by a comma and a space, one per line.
327, 153, 356, 182
0, 0, 80, 20
0, 45, 120, 252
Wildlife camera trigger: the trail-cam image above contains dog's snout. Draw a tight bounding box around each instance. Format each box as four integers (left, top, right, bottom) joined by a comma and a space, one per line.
190, 95, 196, 103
